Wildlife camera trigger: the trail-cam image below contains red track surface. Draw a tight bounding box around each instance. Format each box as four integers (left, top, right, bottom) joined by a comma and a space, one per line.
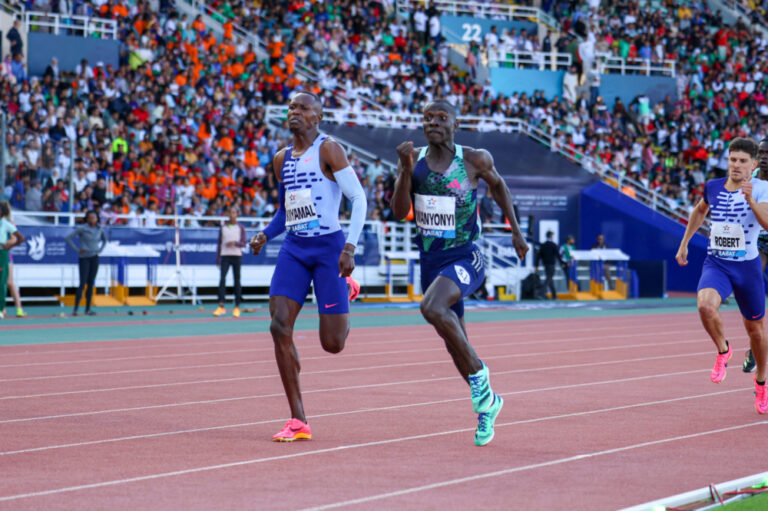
1, 312, 767, 510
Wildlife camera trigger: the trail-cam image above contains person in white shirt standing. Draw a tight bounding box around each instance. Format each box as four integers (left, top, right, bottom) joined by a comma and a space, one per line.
412, 5, 428, 45
213, 207, 247, 318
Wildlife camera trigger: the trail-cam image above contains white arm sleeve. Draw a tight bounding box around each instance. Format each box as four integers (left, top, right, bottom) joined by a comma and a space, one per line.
334, 165, 366, 247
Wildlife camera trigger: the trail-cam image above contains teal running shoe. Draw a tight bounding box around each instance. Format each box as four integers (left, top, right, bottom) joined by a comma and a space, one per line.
468, 362, 493, 413
474, 393, 503, 446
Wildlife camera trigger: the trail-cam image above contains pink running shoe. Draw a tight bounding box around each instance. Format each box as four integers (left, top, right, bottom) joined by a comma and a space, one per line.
272, 418, 312, 442
346, 276, 360, 301
710, 343, 732, 383
755, 380, 768, 414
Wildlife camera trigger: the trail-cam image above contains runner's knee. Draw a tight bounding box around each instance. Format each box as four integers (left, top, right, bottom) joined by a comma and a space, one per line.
421, 298, 447, 324
698, 300, 718, 317
320, 333, 346, 354
270, 317, 293, 341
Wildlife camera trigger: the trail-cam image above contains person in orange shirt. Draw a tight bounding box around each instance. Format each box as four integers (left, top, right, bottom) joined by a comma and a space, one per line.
112, 3, 129, 18
145, 169, 159, 189
223, 19, 234, 40
221, 39, 236, 59
192, 15, 206, 36
229, 58, 245, 78
267, 35, 285, 66
134, 16, 147, 35
203, 33, 217, 52
244, 143, 259, 168
198, 121, 212, 142
283, 48, 297, 76
111, 179, 124, 197
242, 44, 256, 67
217, 134, 234, 153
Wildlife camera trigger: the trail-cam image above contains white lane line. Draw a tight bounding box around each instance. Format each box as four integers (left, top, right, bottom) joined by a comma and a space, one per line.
0, 314, 702, 359
0, 350, 713, 424
0, 326, 712, 383
0, 320, 707, 368
0, 368, 708, 456
0, 388, 758, 502
303, 421, 767, 511
0, 337, 710, 400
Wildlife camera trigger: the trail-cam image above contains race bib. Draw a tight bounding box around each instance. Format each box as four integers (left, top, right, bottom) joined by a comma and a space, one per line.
414, 194, 456, 238
285, 188, 319, 232
710, 222, 746, 258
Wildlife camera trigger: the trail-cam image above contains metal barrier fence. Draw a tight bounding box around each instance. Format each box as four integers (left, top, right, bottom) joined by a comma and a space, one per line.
597, 53, 677, 77
489, 50, 572, 71
395, 0, 560, 31
23, 10, 118, 39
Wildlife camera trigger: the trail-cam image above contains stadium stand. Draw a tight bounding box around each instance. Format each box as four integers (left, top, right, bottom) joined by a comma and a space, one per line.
0, 0, 766, 233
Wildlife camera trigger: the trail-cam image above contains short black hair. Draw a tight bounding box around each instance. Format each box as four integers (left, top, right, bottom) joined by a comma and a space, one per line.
424, 99, 457, 117
293, 91, 322, 106
729, 137, 758, 159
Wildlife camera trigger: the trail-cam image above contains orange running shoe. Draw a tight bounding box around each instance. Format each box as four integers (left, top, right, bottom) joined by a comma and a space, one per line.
710, 343, 732, 383
755, 380, 768, 414
346, 276, 360, 301
272, 418, 311, 442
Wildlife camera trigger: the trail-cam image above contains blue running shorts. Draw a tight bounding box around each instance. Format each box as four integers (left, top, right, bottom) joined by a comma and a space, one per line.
698, 255, 765, 320
420, 243, 485, 318
270, 230, 349, 314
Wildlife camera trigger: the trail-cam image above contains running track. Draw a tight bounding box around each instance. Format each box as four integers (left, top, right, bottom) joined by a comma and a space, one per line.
1, 304, 766, 510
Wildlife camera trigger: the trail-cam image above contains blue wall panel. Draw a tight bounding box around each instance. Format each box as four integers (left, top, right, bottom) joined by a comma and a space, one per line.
599, 74, 677, 108
440, 15, 537, 44
490, 68, 566, 99
28, 33, 119, 76
580, 182, 707, 292
490, 68, 677, 107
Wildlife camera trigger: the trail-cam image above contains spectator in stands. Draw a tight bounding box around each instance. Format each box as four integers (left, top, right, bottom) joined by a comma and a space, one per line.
562, 65, 579, 104
25, 179, 42, 211
213, 206, 246, 318
65, 210, 106, 316
44, 57, 60, 81
6, 20, 22, 58
10, 53, 25, 83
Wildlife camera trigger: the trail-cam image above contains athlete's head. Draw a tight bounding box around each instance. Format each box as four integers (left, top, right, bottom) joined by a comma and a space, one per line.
727, 137, 759, 183
0, 201, 9, 220
422, 99, 458, 145
85, 209, 99, 226
287, 92, 323, 133
758, 138, 768, 172
227, 206, 239, 223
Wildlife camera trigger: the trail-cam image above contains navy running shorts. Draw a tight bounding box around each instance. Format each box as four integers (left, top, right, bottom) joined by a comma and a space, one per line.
270, 230, 349, 314
698, 255, 765, 321
420, 243, 485, 318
